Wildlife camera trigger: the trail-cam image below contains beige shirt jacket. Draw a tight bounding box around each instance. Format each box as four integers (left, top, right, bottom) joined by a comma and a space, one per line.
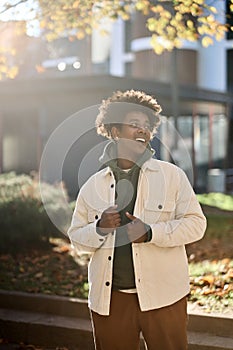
68, 158, 207, 316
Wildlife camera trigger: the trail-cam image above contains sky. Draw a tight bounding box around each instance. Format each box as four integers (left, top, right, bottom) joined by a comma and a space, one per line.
0, 0, 40, 36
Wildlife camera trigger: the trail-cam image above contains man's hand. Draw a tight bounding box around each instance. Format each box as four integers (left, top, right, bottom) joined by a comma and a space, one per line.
98, 205, 121, 235
125, 212, 148, 243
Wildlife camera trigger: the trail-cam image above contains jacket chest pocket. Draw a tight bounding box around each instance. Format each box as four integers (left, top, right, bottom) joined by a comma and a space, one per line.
144, 200, 176, 224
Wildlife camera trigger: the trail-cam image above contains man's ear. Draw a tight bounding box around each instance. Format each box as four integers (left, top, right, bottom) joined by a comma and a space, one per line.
111, 126, 120, 140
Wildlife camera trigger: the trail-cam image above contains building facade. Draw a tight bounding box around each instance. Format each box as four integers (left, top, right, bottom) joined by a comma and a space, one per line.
101, 1, 233, 192
0, 1, 232, 195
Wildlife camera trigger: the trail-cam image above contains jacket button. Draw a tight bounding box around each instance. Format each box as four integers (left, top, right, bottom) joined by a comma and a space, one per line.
111, 184, 114, 188
95, 215, 98, 220
158, 204, 163, 209
108, 256, 111, 260
105, 281, 110, 286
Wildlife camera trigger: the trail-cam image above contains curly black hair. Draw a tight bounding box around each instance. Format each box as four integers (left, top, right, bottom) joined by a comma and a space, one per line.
96, 90, 162, 139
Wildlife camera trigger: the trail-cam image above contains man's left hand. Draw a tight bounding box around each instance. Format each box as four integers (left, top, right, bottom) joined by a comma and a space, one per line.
125, 212, 148, 243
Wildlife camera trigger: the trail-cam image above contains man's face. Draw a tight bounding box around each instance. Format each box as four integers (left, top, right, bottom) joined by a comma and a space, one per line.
115, 111, 152, 158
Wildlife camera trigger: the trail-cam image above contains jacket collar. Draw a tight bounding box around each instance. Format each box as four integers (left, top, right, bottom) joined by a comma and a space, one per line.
103, 166, 112, 177
142, 158, 160, 172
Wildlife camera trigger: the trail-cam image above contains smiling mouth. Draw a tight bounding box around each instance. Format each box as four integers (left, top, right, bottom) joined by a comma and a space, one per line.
135, 138, 146, 143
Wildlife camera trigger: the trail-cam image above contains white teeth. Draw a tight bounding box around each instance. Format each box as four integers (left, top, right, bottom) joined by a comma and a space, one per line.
136, 138, 146, 143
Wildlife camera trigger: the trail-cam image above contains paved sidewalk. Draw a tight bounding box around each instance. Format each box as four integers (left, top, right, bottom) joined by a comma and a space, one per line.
0, 290, 233, 350
0, 343, 84, 350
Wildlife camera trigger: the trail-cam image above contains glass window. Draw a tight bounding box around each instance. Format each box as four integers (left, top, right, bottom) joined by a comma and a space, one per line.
227, 49, 233, 92
226, 0, 233, 40
156, 106, 228, 192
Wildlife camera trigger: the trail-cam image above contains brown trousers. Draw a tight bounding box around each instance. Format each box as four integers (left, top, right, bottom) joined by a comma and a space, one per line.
91, 291, 188, 350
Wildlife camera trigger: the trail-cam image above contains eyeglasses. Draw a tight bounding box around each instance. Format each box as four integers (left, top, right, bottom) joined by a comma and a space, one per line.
127, 121, 153, 132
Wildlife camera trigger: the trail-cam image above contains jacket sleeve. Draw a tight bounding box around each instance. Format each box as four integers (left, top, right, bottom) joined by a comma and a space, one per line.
149, 167, 207, 247
67, 190, 108, 255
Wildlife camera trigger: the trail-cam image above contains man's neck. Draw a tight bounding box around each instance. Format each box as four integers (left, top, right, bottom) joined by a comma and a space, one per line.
117, 157, 135, 170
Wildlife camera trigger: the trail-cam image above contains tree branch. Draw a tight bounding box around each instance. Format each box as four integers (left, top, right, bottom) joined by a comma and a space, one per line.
0, 0, 29, 16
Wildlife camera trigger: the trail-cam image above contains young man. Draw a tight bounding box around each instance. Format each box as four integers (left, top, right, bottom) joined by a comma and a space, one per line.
68, 90, 206, 350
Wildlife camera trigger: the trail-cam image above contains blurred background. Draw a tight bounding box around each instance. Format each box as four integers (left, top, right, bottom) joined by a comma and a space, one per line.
0, 3, 233, 347
0, 0, 232, 198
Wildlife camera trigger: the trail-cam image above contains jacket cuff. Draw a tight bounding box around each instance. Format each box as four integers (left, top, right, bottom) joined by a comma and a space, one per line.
144, 224, 152, 242
96, 219, 109, 236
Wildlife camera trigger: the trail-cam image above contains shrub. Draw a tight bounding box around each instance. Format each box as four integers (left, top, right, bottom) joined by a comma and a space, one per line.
0, 172, 71, 253
197, 193, 233, 211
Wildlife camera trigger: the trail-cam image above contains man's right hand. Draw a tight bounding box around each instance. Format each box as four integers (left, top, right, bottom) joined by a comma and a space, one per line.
97, 205, 121, 235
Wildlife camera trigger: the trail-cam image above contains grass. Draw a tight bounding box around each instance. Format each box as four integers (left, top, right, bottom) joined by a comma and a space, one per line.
0, 240, 89, 299
187, 193, 233, 313
189, 259, 233, 313
0, 233, 232, 314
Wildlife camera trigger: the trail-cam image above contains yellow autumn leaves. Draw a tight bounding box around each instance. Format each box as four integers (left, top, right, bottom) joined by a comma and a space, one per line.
0, 0, 232, 79
146, 0, 230, 52
0, 45, 18, 80
37, 0, 233, 53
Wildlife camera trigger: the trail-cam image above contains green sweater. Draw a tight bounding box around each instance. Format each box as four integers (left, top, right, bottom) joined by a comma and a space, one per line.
99, 141, 153, 290
112, 165, 140, 289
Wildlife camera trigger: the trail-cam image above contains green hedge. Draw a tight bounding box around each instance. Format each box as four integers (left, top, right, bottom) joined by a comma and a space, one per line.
0, 172, 71, 252
197, 193, 233, 211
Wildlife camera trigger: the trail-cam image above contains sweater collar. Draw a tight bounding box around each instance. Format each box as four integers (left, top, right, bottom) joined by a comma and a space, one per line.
100, 141, 159, 176
99, 140, 154, 173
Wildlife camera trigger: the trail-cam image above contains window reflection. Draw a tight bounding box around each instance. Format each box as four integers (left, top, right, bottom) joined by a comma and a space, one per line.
157, 110, 227, 192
